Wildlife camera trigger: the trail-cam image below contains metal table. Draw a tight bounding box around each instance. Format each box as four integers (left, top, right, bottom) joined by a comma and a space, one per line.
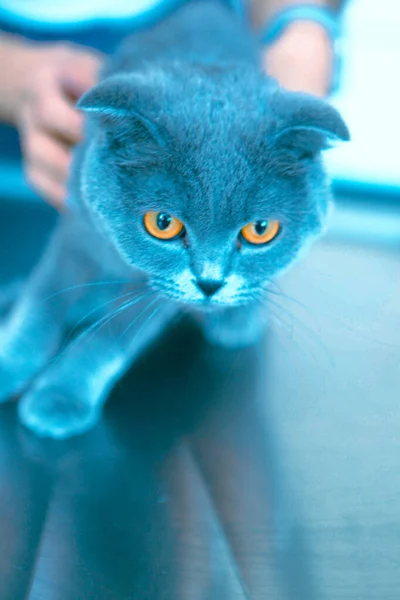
0, 197, 399, 600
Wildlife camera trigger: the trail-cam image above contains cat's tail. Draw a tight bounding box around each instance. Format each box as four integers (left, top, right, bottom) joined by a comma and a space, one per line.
0, 279, 22, 317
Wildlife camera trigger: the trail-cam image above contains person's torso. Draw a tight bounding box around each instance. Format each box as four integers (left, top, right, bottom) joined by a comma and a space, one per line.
0, 0, 170, 28
0, 0, 244, 30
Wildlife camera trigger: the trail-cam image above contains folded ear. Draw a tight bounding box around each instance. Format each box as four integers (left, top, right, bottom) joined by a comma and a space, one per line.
77, 74, 166, 151
271, 88, 350, 157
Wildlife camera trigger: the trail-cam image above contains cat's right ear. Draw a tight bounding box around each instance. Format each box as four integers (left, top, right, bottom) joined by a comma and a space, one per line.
76, 75, 166, 149
271, 88, 350, 158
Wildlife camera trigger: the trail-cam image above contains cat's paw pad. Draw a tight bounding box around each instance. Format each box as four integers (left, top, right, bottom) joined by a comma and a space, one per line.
0, 360, 26, 403
18, 389, 100, 439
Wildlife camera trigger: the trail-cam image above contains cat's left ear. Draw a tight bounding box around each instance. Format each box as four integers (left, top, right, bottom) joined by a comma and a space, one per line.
271, 89, 350, 157
76, 74, 166, 148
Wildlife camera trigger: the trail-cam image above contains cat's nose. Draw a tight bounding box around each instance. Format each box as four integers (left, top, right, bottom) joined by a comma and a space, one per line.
197, 279, 225, 298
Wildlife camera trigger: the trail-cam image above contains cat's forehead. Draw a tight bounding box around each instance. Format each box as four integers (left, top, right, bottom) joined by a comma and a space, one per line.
171, 137, 252, 205
148, 148, 277, 231
157, 65, 276, 138
162, 116, 276, 223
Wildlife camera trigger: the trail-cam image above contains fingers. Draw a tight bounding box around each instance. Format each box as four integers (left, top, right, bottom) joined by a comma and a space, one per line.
15, 43, 105, 208
26, 166, 66, 209
34, 88, 84, 145
60, 50, 104, 100
19, 65, 84, 207
23, 128, 71, 184
21, 129, 71, 209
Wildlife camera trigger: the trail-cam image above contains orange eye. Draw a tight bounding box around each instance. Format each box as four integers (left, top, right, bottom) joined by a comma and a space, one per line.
240, 220, 280, 245
144, 211, 184, 240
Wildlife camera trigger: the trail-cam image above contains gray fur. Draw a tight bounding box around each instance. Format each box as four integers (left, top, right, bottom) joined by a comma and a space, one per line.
0, 0, 349, 438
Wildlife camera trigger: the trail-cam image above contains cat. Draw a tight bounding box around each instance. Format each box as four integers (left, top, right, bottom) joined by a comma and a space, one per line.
0, 0, 349, 439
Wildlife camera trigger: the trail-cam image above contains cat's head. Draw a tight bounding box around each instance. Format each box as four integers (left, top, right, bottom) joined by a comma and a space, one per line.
77, 65, 349, 307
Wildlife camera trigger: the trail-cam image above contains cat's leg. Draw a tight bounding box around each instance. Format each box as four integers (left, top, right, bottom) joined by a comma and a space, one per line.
18, 297, 177, 439
0, 224, 90, 401
201, 304, 266, 349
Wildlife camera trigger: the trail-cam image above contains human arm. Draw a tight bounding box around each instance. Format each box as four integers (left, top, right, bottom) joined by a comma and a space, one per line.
249, 0, 345, 97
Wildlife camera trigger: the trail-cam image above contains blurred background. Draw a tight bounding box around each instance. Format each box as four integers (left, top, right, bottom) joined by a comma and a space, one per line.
329, 0, 400, 193
0, 1, 399, 599
0, 0, 399, 200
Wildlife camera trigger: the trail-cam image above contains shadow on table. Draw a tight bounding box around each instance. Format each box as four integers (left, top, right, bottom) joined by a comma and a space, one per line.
0, 199, 317, 599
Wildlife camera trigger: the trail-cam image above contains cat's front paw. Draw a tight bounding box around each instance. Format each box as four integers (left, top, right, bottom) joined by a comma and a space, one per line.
18, 388, 100, 439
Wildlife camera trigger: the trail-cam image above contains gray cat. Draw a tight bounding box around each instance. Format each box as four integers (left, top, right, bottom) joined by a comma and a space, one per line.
0, 0, 349, 438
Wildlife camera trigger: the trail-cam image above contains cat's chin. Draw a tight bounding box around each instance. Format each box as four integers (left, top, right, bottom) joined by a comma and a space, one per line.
157, 293, 253, 311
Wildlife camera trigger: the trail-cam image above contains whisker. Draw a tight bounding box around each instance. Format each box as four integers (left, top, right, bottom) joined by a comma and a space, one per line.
264, 297, 333, 367
266, 289, 332, 361
43, 279, 136, 302
114, 296, 160, 345
64, 286, 148, 346
267, 305, 321, 366
266, 307, 305, 364
265, 300, 295, 337
265, 279, 321, 323
50, 291, 153, 367
83, 292, 155, 347
265, 296, 323, 343
265, 287, 312, 314
265, 279, 287, 295
128, 303, 163, 349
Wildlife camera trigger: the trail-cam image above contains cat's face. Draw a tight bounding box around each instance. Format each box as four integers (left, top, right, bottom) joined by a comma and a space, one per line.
77, 69, 349, 307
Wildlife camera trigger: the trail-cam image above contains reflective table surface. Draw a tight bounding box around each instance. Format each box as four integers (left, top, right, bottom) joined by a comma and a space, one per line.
0, 198, 399, 600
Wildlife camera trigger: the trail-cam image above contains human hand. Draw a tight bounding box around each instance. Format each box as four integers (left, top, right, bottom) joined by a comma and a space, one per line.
11, 42, 104, 208
263, 21, 334, 97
